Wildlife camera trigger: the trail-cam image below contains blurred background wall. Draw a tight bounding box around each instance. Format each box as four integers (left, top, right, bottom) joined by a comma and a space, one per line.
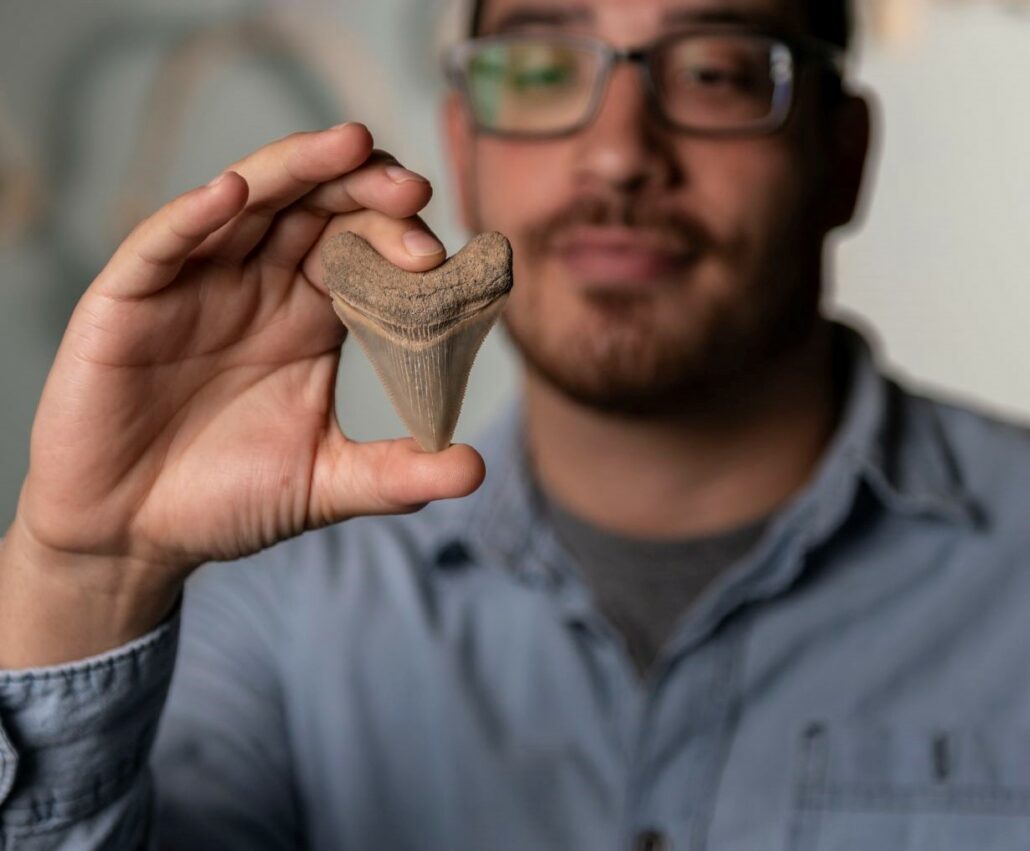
0, 0, 1028, 527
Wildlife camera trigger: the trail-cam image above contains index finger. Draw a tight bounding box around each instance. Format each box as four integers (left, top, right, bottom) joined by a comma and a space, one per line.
200, 123, 377, 262
93, 171, 249, 300
229, 123, 375, 214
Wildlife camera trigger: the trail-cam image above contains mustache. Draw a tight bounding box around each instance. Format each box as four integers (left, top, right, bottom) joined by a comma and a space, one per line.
521, 194, 715, 256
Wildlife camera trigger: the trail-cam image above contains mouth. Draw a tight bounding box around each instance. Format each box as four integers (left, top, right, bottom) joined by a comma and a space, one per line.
551, 226, 700, 288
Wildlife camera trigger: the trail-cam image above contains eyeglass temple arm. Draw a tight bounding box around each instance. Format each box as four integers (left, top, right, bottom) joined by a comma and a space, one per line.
792, 34, 848, 79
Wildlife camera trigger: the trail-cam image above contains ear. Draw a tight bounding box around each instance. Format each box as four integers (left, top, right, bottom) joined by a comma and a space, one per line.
441, 90, 479, 233
823, 91, 874, 231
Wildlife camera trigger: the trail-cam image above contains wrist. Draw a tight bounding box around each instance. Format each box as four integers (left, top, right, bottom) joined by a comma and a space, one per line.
0, 519, 182, 669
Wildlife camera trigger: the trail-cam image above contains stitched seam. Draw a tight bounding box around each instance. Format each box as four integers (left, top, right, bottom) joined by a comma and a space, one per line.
0, 728, 152, 827
688, 617, 750, 851
799, 783, 1030, 813
0, 622, 176, 689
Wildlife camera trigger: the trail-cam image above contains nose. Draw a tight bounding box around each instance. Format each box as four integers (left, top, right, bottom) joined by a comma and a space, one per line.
572, 61, 680, 194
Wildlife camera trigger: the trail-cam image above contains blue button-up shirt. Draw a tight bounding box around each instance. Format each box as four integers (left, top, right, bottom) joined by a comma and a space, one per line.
3, 327, 1030, 851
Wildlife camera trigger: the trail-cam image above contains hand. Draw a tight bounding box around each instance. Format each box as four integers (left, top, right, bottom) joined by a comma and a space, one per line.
0, 124, 485, 665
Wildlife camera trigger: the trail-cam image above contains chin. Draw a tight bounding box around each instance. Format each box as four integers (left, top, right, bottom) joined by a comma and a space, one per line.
503, 278, 822, 417
503, 305, 733, 417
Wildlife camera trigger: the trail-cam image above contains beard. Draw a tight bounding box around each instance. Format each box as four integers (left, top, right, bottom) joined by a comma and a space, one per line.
500, 192, 825, 417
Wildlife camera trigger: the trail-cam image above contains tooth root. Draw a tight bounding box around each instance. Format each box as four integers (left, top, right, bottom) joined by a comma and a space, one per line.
322, 232, 513, 452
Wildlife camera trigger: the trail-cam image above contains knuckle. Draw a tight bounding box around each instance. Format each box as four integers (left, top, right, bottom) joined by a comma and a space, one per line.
358, 456, 395, 512
164, 207, 200, 244
277, 147, 302, 182
132, 244, 170, 273
125, 217, 150, 246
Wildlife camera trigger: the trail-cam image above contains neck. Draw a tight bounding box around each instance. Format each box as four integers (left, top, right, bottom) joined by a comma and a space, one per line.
524, 320, 840, 539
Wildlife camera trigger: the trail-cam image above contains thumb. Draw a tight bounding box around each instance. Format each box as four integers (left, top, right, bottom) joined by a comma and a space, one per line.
309, 433, 486, 525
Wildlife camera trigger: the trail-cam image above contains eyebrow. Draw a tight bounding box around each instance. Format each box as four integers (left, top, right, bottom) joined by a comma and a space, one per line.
662, 7, 788, 32
485, 5, 788, 37
488, 6, 592, 34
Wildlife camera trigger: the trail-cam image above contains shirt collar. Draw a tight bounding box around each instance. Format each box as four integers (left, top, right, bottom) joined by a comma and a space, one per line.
834, 324, 980, 528
430, 322, 980, 580
439, 400, 557, 584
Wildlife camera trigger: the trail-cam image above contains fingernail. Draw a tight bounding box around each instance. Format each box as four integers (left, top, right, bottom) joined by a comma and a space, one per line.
207, 172, 228, 188
331, 121, 355, 130
386, 165, 429, 185
403, 229, 445, 257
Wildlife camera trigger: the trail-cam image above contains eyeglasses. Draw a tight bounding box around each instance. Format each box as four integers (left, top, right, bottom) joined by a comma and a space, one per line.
444, 27, 845, 139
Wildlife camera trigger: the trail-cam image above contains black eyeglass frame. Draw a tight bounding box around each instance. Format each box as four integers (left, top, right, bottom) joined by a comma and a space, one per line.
443, 25, 847, 141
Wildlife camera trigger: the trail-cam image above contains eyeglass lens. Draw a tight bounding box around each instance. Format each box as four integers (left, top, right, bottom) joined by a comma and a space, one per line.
460, 34, 792, 135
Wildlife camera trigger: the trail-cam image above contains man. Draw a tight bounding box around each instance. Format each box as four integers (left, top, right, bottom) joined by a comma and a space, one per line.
2, 0, 1029, 848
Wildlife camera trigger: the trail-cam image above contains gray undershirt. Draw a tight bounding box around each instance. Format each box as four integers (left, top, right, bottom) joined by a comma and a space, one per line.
541, 492, 768, 677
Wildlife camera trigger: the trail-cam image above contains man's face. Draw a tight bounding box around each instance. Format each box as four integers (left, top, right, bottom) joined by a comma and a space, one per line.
445, 0, 865, 415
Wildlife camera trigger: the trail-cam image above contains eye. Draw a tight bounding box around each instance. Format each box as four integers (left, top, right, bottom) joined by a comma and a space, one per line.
661, 36, 772, 99
469, 52, 507, 79
683, 65, 750, 89
505, 44, 584, 93
512, 62, 575, 91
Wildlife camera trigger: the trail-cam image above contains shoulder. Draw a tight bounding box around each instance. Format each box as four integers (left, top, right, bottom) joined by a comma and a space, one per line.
893, 379, 1030, 543
910, 385, 1030, 487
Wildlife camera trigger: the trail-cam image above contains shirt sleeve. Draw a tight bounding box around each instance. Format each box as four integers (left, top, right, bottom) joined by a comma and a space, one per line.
0, 615, 179, 850
150, 556, 303, 850
0, 540, 306, 851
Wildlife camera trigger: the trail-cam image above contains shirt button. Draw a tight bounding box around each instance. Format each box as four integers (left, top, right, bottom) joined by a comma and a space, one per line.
433, 540, 471, 570
634, 829, 669, 851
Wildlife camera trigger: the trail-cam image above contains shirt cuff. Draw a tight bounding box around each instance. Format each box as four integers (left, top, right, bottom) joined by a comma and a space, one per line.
0, 612, 180, 832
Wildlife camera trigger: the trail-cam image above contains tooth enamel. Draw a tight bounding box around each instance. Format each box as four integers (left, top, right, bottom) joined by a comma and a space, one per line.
322, 231, 513, 452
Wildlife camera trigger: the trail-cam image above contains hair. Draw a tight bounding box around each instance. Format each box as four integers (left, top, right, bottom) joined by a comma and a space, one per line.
469, 0, 854, 53
807, 2, 853, 52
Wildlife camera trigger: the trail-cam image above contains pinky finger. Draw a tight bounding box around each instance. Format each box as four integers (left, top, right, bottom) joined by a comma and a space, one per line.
93, 172, 249, 300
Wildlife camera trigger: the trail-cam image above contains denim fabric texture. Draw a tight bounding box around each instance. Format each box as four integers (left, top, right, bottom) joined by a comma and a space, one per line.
2, 326, 1030, 850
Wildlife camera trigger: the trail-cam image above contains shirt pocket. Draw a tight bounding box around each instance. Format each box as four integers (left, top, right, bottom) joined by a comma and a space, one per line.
788, 721, 1030, 851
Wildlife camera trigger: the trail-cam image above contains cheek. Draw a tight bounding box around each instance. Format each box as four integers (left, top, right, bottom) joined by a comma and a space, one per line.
473, 143, 580, 321
689, 141, 807, 258
473, 142, 572, 232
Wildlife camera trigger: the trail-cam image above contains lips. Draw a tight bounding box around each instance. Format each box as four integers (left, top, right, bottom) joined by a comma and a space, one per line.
551, 227, 699, 287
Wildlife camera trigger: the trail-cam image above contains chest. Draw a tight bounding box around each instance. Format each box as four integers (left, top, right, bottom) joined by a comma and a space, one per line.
291, 539, 1030, 851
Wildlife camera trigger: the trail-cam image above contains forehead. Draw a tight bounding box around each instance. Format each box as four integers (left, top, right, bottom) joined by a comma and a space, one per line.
479, 0, 806, 40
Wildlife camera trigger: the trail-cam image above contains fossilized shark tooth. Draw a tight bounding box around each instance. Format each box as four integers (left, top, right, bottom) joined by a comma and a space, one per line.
323, 231, 513, 452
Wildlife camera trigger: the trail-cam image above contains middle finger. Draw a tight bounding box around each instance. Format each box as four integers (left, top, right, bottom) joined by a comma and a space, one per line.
299, 209, 447, 292
248, 156, 436, 273
301, 152, 434, 219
